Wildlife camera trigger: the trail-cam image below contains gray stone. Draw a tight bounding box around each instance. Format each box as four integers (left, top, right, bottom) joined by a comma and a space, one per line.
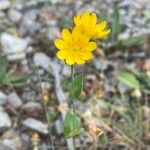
8, 8, 22, 23
0, 142, 13, 150
22, 117, 48, 134
1, 33, 28, 60
0, 109, 11, 133
33, 52, 51, 71
0, 1, 10, 10
41, 82, 51, 90
1, 139, 17, 150
0, 91, 7, 105
8, 92, 22, 108
7, 53, 26, 61
62, 65, 70, 77
48, 26, 60, 40
1, 129, 22, 150
55, 119, 63, 134
93, 59, 107, 71
23, 102, 43, 113
20, 10, 39, 35
22, 91, 36, 101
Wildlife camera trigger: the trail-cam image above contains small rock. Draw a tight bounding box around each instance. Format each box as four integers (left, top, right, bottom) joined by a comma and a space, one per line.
47, 19, 57, 26
38, 68, 45, 75
1, 129, 22, 150
8, 8, 22, 23
23, 102, 43, 113
1, 33, 28, 60
0, 108, 11, 133
41, 82, 52, 90
0, 91, 7, 105
20, 133, 29, 150
7, 53, 26, 61
93, 59, 107, 71
55, 119, 63, 134
20, 10, 39, 35
22, 117, 48, 134
8, 92, 22, 109
33, 52, 51, 71
0, 106, 3, 112
21, 59, 28, 66
0, 0, 10, 10
21, 59, 29, 72
48, 26, 60, 40
62, 65, 70, 77
22, 91, 37, 101
0, 141, 13, 150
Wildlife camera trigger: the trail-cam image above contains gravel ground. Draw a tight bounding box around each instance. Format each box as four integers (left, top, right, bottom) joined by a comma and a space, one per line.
0, 0, 150, 150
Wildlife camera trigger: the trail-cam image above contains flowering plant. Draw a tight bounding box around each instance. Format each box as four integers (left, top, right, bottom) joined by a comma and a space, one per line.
54, 10, 110, 149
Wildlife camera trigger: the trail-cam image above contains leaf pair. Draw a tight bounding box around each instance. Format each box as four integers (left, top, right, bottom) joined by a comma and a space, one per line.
64, 112, 84, 138
63, 74, 83, 137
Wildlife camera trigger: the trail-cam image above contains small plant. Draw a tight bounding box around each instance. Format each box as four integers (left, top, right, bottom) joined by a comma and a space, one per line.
0, 56, 26, 88
117, 69, 150, 94
54, 11, 111, 149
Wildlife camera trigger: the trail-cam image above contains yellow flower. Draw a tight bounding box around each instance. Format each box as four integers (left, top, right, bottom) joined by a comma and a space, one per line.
74, 11, 111, 39
54, 27, 97, 65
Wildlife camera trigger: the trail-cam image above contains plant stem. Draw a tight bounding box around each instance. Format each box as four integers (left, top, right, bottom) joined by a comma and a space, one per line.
34, 65, 55, 150
71, 65, 76, 150
71, 65, 76, 119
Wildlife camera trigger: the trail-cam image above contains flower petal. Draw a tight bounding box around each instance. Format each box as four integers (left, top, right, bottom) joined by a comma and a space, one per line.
75, 55, 85, 65
66, 55, 75, 65
54, 39, 65, 49
98, 29, 111, 38
74, 14, 81, 26
72, 27, 79, 39
62, 29, 72, 41
90, 12, 97, 26
56, 50, 68, 60
96, 21, 107, 32
81, 11, 90, 25
82, 52, 94, 60
83, 42, 97, 51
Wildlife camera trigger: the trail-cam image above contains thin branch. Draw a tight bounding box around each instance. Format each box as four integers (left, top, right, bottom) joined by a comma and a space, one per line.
34, 64, 55, 150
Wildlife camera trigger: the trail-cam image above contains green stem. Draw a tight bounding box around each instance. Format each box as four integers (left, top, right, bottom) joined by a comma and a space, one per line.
71, 65, 76, 150
71, 65, 76, 120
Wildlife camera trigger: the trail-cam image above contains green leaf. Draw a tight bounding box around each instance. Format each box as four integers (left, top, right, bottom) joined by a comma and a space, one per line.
69, 74, 83, 100
109, 5, 121, 42
64, 112, 83, 138
9, 74, 27, 87
117, 72, 140, 89
0, 57, 8, 81
130, 68, 150, 88
121, 36, 147, 47
109, 35, 147, 49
